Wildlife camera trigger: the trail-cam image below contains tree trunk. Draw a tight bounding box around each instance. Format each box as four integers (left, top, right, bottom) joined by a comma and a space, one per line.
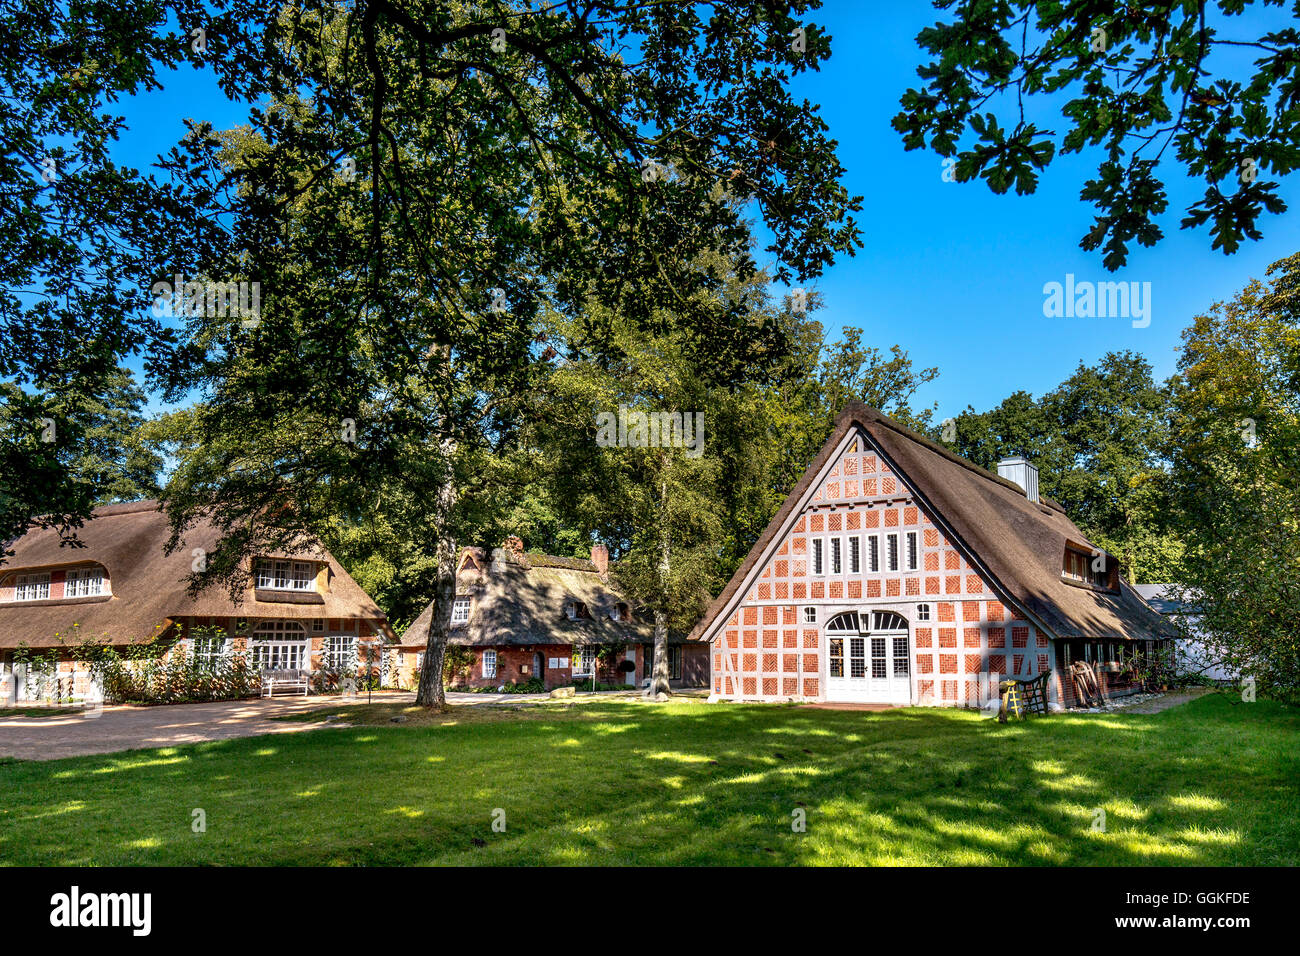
416, 448, 458, 710
647, 494, 672, 698
647, 608, 671, 697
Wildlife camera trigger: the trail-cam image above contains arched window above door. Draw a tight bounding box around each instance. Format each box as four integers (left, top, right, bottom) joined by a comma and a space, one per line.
872, 611, 909, 631
825, 611, 861, 633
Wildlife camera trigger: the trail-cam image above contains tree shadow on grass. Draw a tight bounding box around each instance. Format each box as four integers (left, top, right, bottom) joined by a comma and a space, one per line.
0, 694, 1294, 865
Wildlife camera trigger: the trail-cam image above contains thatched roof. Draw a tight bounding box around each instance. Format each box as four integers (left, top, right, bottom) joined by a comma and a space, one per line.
692, 403, 1172, 644
399, 547, 657, 648
0, 500, 389, 649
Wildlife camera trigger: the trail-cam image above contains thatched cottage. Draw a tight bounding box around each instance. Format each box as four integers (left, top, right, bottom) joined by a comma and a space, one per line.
396, 538, 709, 691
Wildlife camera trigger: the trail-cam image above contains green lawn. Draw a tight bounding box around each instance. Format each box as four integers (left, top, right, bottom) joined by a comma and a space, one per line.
1, 693, 1296, 865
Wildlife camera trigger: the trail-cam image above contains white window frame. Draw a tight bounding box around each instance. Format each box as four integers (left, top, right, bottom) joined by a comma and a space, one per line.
250, 620, 309, 670
255, 559, 316, 592
803, 606, 817, 624
65, 567, 105, 598
886, 533, 899, 572
190, 635, 230, 668
482, 649, 498, 679
12, 572, 51, 602
906, 532, 918, 571
451, 596, 471, 625
868, 535, 880, 574
849, 535, 861, 574
917, 603, 932, 622
830, 536, 842, 575
572, 646, 596, 677
812, 538, 824, 576
323, 634, 357, 670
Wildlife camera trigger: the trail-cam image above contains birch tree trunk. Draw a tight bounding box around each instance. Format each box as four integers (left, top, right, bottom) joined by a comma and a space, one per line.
647, 467, 672, 698
648, 607, 671, 697
416, 442, 458, 710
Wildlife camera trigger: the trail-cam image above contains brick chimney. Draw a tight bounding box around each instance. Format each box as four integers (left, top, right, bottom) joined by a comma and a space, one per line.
590, 542, 609, 577
504, 535, 524, 558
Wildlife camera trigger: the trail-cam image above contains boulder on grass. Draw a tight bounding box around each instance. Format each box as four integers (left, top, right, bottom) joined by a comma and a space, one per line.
550, 686, 576, 699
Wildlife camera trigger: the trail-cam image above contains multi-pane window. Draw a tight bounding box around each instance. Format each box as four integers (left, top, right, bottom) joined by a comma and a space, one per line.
871, 637, 887, 678
812, 539, 824, 575
451, 596, 471, 625
886, 534, 899, 572
830, 537, 842, 575
324, 635, 356, 670
849, 637, 867, 678
916, 603, 931, 622
892, 637, 910, 677
803, 606, 816, 624
65, 567, 105, 597
250, 620, 308, 670
849, 536, 861, 574
868, 535, 879, 573
482, 649, 498, 679
1064, 548, 1110, 588
829, 637, 844, 678
906, 532, 918, 571
572, 647, 595, 676
255, 560, 316, 591
12, 573, 50, 602
192, 636, 228, 668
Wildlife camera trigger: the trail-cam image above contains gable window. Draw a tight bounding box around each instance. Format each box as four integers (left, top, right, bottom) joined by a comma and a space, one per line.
482, 649, 498, 679
886, 534, 899, 572
906, 532, 918, 571
868, 535, 879, 573
256, 559, 316, 592
830, 537, 842, 575
611, 602, 629, 622
917, 603, 931, 622
12, 573, 50, 602
65, 567, 105, 597
812, 539, 824, 576
451, 596, 471, 625
849, 536, 861, 574
565, 600, 588, 621
803, 606, 817, 624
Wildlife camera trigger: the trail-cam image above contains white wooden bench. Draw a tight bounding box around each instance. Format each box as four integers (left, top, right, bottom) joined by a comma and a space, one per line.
261, 669, 310, 697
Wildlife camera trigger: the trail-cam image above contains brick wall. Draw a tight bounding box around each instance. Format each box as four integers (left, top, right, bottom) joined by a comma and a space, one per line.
712, 430, 1054, 707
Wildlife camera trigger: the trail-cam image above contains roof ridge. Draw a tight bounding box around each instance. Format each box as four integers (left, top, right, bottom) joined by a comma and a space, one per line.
91, 499, 163, 517
843, 403, 1065, 513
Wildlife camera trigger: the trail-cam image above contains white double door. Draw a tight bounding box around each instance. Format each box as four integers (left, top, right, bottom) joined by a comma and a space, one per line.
826, 611, 911, 704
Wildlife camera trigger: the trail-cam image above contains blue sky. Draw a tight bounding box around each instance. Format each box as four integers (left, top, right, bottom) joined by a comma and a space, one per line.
112, 2, 1298, 421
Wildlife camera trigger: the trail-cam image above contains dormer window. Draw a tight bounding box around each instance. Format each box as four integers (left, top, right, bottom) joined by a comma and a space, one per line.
1063, 547, 1113, 590
12, 572, 50, 602
611, 602, 629, 622
566, 600, 588, 621
255, 559, 316, 592
65, 567, 105, 597
451, 596, 471, 625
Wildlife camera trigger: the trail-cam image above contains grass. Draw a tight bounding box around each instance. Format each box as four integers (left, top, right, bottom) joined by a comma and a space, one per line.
0, 706, 83, 718
0, 692, 1295, 865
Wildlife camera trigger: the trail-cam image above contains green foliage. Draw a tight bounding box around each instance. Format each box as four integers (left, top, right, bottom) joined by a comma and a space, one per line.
65, 628, 262, 705
443, 646, 475, 686
1167, 251, 1300, 705
895, 2, 1298, 268
940, 351, 1185, 583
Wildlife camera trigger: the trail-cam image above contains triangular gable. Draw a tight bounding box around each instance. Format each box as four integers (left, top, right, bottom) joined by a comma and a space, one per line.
692, 415, 1037, 644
